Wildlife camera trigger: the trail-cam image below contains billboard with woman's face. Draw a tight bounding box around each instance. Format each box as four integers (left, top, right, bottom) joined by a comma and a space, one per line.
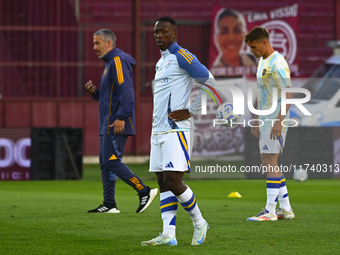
211, 8, 257, 76
208, 4, 299, 78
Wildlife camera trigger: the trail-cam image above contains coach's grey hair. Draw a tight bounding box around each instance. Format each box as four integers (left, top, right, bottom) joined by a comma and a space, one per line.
214, 8, 246, 35
94, 29, 116, 48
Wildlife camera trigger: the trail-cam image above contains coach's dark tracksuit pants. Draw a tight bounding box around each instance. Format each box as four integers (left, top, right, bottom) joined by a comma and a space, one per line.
99, 134, 148, 206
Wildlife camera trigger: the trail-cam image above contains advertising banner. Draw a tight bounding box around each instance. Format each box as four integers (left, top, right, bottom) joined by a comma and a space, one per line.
0, 128, 31, 180
208, 3, 299, 78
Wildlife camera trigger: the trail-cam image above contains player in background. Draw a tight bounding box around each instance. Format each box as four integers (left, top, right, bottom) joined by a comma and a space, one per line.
85, 29, 158, 214
245, 26, 295, 221
141, 17, 215, 246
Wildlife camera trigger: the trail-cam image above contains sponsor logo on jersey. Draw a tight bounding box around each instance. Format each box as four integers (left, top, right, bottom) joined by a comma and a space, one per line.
154, 77, 169, 84
165, 60, 172, 69
257, 83, 267, 90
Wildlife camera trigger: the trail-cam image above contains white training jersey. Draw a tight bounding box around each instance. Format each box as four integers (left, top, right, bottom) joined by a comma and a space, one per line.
152, 41, 215, 133
256, 51, 292, 132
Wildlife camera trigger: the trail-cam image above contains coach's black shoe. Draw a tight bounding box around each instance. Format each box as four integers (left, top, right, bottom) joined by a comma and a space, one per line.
88, 204, 120, 213
136, 187, 158, 213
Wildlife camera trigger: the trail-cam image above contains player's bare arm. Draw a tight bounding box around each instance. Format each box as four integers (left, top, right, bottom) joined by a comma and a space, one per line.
270, 92, 293, 140
251, 115, 260, 138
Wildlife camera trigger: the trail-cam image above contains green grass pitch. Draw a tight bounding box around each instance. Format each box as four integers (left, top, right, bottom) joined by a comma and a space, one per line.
0, 163, 339, 254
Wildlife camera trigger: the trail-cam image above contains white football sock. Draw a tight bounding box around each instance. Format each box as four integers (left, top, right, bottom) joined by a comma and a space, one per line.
176, 186, 205, 226
265, 177, 281, 215
160, 191, 178, 238
278, 176, 292, 211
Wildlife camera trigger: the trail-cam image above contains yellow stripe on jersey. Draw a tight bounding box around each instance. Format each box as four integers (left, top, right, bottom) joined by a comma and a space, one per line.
117, 57, 124, 85
128, 117, 134, 131
108, 81, 114, 134
114, 56, 124, 85
179, 49, 193, 61
272, 68, 291, 89
177, 51, 192, 64
281, 178, 286, 182
265, 85, 280, 108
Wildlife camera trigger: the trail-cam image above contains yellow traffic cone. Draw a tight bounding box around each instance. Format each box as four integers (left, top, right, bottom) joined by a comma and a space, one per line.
228, 192, 242, 198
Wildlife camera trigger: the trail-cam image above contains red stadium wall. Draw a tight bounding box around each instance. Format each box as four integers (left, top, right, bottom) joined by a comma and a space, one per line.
0, 99, 152, 155
0, 0, 338, 155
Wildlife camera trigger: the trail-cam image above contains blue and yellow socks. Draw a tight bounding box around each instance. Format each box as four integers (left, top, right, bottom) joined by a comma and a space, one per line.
177, 187, 205, 226
160, 187, 205, 238
160, 191, 178, 238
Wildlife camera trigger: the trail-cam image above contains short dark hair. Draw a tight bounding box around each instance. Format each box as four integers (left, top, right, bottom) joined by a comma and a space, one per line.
156, 17, 177, 27
244, 26, 270, 43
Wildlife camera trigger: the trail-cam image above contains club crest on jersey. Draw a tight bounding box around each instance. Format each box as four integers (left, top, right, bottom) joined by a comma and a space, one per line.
262, 68, 267, 76
165, 60, 172, 69
103, 68, 108, 76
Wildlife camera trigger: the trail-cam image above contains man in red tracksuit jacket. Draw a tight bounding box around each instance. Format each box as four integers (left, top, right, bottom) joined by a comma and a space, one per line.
85, 29, 157, 214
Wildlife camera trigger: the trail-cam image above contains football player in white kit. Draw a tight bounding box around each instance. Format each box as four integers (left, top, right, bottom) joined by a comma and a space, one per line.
245, 26, 295, 222
141, 17, 215, 246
